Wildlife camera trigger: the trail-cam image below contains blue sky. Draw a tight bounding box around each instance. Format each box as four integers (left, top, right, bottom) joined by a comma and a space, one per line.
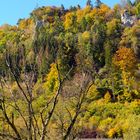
0, 0, 128, 26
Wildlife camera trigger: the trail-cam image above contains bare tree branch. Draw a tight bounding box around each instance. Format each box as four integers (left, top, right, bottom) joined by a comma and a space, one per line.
63, 78, 93, 140
0, 99, 22, 140
40, 64, 73, 140
0, 132, 19, 140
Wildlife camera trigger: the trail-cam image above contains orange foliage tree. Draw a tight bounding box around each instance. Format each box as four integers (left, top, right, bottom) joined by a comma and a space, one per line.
113, 47, 137, 100
113, 47, 136, 71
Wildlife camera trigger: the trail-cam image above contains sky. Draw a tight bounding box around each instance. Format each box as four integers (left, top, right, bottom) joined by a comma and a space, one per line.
0, 0, 130, 26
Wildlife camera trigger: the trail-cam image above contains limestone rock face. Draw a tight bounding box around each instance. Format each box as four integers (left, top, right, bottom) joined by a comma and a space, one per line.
121, 10, 137, 27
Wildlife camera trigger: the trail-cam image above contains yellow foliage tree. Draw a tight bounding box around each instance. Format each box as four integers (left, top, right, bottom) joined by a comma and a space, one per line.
88, 8, 98, 20
106, 19, 121, 36
76, 6, 91, 23
82, 31, 90, 42
43, 63, 59, 94
104, 91, 111, 103
76, 9, 84, 23
113, 47, 136, 99
113, 47, 136, 71
98, 4, 110, 16
64, 12, 77, 30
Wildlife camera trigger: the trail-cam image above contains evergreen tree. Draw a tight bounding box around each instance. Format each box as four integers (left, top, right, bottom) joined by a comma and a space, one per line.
127, 0, 133, 6
61, 4, 65, 11
86, 0, 91, 6
86, 0, 93, 8
95, 0, 102, 8
77, 4, 81, 9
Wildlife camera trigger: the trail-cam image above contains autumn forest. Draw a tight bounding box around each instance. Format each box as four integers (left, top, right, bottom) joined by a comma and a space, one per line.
0, 0, 140, 139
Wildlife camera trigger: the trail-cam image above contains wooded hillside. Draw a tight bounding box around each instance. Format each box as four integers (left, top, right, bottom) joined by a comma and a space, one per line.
0, 0, 140, 139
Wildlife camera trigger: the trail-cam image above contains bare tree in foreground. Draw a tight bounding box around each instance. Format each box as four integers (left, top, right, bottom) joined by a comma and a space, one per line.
0, 46, 73, 140
0, 43, 93, 140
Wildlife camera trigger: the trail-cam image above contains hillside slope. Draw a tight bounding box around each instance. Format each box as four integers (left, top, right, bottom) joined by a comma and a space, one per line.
0, 1, 140, 139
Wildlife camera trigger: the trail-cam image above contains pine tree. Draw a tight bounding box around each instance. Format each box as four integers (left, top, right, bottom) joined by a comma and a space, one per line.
95, 0, 102, 8
77, 4, 81, 10
127, 0, 133, 6
61, 4, 65, 11
86, 0, 92, 6
86, 0, 93, 8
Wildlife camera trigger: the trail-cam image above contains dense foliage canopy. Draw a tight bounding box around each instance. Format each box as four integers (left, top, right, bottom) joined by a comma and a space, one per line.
0, 0, 139, 139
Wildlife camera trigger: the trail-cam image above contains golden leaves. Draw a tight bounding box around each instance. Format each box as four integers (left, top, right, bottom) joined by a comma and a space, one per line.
113, 47, 136, 70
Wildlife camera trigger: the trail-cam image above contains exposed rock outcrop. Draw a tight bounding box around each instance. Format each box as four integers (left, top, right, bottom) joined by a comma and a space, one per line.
121, 10, 137, 26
